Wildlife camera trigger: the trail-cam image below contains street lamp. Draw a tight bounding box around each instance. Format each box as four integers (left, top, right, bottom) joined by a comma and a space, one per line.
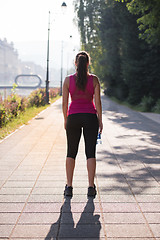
45, 11, 50, 104
61, 2, 67, 9
60, 2, 67, 96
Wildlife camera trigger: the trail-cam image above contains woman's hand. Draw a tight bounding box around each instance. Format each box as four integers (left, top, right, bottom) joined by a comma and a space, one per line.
64, 119, 67, 130
99, 120, 103, 134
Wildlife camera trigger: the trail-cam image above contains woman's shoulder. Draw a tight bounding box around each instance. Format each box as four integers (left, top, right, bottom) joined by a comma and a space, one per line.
67, 73, 76, 81
64, 73, 76, 88
89, 73, 99, 87
65, 73, 75, 81
88, 73, 98, 80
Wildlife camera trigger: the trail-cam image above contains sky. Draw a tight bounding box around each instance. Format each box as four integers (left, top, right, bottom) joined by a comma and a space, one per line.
0, 0, 80, 70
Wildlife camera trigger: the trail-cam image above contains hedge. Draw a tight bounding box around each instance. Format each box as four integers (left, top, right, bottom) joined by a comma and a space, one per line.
0, 88, 60, 128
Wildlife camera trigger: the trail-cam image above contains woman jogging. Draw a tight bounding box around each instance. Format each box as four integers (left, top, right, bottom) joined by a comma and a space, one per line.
62, 51, 103, 197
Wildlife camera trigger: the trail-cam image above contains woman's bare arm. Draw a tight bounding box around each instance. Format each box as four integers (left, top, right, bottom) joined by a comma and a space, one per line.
94, 76, 103, 133
62, 77, 69, 129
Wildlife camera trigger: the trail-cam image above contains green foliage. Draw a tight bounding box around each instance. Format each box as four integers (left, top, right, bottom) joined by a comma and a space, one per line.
123, 0, 160, 46
140, 96, 154, 112
49, 88, 60, 99
28, 88, 45, 107
0, 88, 60, 128
11, 83, 18, 95
153, 99, 160, 113
75, 0, 160, 109
0, 107, 6, 127
74, 0, 104, 75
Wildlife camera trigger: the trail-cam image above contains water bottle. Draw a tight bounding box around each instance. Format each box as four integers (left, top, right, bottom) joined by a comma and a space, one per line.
97, 132, 102, 144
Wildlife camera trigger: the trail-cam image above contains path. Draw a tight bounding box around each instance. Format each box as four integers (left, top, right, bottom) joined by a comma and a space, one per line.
0, 95, 160, 239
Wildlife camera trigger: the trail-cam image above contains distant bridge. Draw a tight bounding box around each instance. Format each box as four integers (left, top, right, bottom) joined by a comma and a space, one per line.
0, 74, 43, 89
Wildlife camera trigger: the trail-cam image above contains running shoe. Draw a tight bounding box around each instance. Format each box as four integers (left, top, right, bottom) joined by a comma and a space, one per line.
87, 184, 97, 197
64, 185, 73, 197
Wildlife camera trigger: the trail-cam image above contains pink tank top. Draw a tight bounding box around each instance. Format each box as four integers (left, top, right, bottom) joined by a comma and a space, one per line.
68, 74, 97, 115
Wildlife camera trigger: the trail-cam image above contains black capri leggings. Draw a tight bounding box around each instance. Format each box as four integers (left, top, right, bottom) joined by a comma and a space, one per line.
66, 113, 99, 159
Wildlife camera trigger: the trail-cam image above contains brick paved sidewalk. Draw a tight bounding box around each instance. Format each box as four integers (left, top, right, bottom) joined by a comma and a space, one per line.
0, 96, 160, 239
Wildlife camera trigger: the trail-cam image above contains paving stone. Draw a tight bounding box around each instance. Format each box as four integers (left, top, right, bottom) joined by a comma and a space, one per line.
9, 175, 38, 181
23, 203, 63, 213
62, 202, 101, 213
28, 194, 64, 203
107, 238, 156, 240
10, 238, 48, 240
103, 212, 146, 224
58, 224, 105, 238
149, 224, 160, 237
31, 187, 64, 195
35, 180, 65, 188
0, 171, 13, 177
128, 180, 160, 187
41, 171, 68, 176
10, 170, 40, 176
0, 187, 31, 195
0, 213, 19, 224
96, 175, 125, 181
18, 212, 60, 224
97, 181, 129, 188
38, 175, 66, 181
2, 180, 35, 188
67, 194, 99, 203
0, 203, 24, 212
0, 176, 9, 181
139, 203, 160, 212
100, 194, 135, 202
98, 188, 132, 195
136, 195, 160, 202
0, 195, 28, 203
61, 212, 102, 224
131, 187, 160, 194
11, 224, 58, 238
105, 224, 153, 238
144, 213, 160, 223
101, 203, 140, 213
0, 225, 14, 238
58, 238, 105, 240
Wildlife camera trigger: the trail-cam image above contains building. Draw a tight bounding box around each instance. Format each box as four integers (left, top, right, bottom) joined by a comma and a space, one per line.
0, 38, 46, 87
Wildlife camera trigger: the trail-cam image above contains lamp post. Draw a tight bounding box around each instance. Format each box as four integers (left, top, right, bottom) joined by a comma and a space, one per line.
60, 2, 67, 96
45, 11, 50, 104
60, 40, 64, 96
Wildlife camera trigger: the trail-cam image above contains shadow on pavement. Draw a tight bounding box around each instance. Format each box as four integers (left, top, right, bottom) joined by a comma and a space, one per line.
102, 95, 160, 146
45, 197, 101, 239
96, 95, 160, 195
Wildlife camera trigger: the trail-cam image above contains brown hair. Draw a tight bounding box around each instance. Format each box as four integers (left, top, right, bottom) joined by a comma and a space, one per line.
75, 51, 90, 91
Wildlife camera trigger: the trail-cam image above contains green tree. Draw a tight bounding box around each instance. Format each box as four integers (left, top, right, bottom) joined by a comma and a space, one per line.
74, 0, 104, 75
126, 0, 160, 46
116, 0, 160, 46
74, 0, 160, 107
99, 1, 123, 99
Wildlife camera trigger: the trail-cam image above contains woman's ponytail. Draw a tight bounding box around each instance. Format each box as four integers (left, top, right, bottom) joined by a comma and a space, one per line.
75, 51, 90, 91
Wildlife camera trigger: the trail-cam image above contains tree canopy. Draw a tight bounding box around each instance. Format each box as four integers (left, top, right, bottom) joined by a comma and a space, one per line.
74, 0, 160, 111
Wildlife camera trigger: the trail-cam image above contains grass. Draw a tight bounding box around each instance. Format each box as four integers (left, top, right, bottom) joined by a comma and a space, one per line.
110, 96, 146, 112
0, 95, 60, 140
109, 96, 160, 114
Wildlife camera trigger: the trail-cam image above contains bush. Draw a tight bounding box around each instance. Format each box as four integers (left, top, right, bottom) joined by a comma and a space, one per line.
6, 93, 22, 118
140, 96, 155, 112
28, 88, 46, 107
50, 88, 60, 99
19, 97, 28, 112
153, 99, 160, 113
0, 87, 60, 128
0, 107, 6, 127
